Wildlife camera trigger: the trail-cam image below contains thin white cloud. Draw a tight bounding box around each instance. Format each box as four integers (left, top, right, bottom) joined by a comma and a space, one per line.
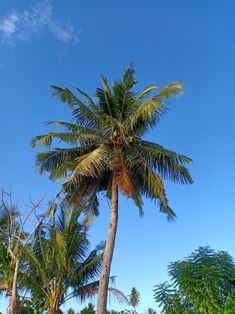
49, 21, 79, 44
0, 0, 79, 45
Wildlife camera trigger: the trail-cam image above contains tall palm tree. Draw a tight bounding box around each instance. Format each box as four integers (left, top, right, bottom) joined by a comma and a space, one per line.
32, 66, 193, 314
27, 203, 104, 314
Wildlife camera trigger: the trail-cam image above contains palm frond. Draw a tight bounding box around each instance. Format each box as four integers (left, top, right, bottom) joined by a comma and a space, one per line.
35, 147, 86, 175
50, 85, 99, 129
72, 145, 109, 178
31, 132, 98, 148
45, 120, 98, 135
75, 88, 97, 111
126, 96, 166, 135
136, 85, 158, 102
158, 81, 183, 100
134, 141, 193, 184
122, 65, 137, 90
51, 86, 77, 107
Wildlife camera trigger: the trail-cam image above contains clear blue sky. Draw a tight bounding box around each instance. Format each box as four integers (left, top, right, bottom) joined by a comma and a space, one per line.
0, 0, 235, 312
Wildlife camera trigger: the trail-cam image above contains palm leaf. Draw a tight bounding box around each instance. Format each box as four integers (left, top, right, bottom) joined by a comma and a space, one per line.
158, 81, 183, 100
72, 145, 109, 178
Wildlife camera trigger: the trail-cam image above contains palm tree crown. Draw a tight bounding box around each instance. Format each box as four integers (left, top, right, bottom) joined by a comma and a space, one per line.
32, 66, 192, 220
27, 203, 104, 313
129, 287, 140, 309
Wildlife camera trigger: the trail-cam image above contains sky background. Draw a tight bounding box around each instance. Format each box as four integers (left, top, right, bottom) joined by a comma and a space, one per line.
0, 0, 235, 312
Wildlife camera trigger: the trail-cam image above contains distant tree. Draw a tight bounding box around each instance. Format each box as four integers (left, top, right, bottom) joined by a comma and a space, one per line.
129, 287, 140, 312
67, 308, 75, 314
154, 247, 235, 314
32, 66, 193, 314
79, 303, 95, 314
145, 308, 157, 314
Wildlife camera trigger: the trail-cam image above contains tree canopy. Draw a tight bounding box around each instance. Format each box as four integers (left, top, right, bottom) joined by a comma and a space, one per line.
154, 247, 235, 314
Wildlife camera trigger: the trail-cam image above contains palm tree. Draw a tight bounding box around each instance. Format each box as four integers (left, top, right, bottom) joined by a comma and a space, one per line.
79, 303, 96, 314
129, 287, 140, 312
145, 308, 157, 314
27, 203, 104, 314
32, 66, 193, 314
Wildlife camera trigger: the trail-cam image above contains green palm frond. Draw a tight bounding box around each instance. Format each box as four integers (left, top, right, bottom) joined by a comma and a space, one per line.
126, 96, 166, 134
158, 81, 183, 100
46, 120, 98, 135
53, 228, 67, 273
51, 85, 99, 129
72, 145, 109, 178
27, 204, 104, 309
51, 86, 77, 107
136, 85, 158, 102
75, 87, 97, 110
122, 65, 136, 90
134, 142, 193, 184
35, 147, 84, 175
31, 132, 98, 148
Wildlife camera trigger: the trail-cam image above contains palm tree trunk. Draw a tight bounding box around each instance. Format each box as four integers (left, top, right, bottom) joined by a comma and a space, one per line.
48, 307, 59, 314
8, 259, 19, 314
96, 178, 119, 314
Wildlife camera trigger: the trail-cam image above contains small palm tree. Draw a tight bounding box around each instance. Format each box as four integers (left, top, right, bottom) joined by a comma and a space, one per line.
27, 203, 104, 314
79, 303, 96, 314
129, 287, 140, 312
32, 66, 193, 314
145, 308, 157, 314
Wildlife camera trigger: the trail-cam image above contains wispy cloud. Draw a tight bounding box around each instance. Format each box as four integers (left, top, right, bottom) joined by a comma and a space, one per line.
0, 0, 79, 45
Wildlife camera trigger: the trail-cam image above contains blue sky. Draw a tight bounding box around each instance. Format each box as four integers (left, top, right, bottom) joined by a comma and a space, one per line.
0, 0, 235, 312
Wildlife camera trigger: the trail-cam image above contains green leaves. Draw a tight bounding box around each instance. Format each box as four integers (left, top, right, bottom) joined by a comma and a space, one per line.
28, 204, 104, 310
158, 81, 183, 100
73, 145, 109, 178
127, 96, 166, 133
33, 66, 192, 221
128, 287, 140, 309
154, 247, 235, 313
135, 141, 193, 185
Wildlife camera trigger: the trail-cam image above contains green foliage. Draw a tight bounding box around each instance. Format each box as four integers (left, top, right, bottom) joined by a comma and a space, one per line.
32, 66, 193, 221
154, 247, 235, 313
79, 303, 95, 314
27, 203, 104, 312
0, 241, 11, 290
0, 192, 23, 301
129, 287, 140, 309
145, 308, 157, 314
154, 282, 193, 313
20, 300, 44, 314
